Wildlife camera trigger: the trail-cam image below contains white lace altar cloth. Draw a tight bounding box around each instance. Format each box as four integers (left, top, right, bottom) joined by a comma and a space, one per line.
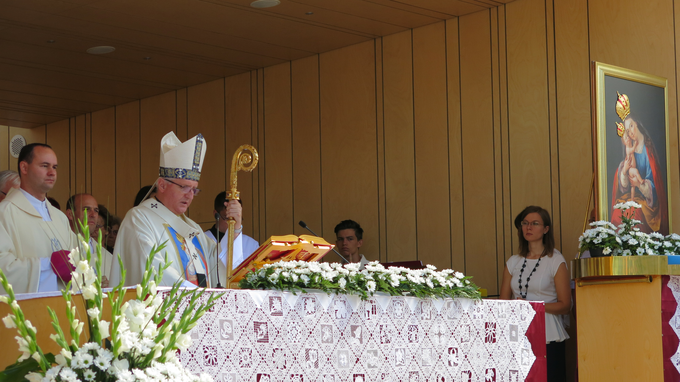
666, 276, 680, 374
171, 289, 537, 382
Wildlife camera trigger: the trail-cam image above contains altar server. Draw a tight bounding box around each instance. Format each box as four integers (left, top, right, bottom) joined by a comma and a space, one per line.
205, 191, 259, 270
109, 132, 241, 288
0, 143, 78, 294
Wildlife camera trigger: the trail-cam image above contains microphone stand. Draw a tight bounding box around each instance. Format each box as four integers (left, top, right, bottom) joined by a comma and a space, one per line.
298, 221, 350, 263
214, 213, 223, 288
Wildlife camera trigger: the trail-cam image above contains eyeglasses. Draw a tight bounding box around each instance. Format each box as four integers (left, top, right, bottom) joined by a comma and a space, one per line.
164, 178, 201, 196
0, 191, 5, 195
521, 221, 544, 227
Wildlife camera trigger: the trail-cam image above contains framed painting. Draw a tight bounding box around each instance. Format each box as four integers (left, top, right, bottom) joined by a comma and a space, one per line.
593, 62, 670, 234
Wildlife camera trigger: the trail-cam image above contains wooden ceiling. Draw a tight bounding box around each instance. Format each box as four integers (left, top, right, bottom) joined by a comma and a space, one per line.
0, 0, 512, 128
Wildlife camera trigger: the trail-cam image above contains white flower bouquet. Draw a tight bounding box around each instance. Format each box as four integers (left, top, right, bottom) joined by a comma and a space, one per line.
578, 201, 664, 257
578, 220, 621, 256
0, 221, 223, 382
238, 260, 480, 300
663, 233, 680, 256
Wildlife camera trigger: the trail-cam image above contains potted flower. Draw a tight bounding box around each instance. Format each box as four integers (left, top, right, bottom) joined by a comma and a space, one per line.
578, 221, 621, 257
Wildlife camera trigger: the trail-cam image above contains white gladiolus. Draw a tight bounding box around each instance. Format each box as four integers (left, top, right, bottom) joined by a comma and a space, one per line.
87, 307, 100, 319
24, 372, 42, 382
82, 284, 97, 300
98, 320, 110, 338
176, 333, 192, 350
0, 296, 9, 304
2, 314, 16, 329
76, 261, 90, 275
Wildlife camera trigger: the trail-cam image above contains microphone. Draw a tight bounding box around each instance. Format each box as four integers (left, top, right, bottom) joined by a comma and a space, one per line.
214, 212, 223, 288
298, 221, 349, 263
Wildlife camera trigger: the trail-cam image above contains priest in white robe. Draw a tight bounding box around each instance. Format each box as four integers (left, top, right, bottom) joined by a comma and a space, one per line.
0, 143, 79, 294
109, 132, 242, 288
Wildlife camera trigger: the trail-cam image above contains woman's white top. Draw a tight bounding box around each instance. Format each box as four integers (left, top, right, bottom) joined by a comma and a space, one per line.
506, 249, 570, 343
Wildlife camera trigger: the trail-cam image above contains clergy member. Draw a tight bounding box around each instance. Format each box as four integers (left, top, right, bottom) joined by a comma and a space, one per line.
205, 191, 259, 269
65, 193, 114, 287
0, 143, 78, 294
109, 132, 239, 288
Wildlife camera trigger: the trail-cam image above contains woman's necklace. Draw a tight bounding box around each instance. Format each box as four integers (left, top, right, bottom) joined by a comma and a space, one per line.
518, 256, 541, 299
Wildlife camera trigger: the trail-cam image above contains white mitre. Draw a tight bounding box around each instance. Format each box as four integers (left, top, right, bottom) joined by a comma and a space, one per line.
158, 132, 207, 181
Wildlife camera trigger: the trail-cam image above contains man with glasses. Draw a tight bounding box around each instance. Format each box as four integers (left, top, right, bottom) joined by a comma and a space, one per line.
110, 132, 239, 288
65, 194, 114, 287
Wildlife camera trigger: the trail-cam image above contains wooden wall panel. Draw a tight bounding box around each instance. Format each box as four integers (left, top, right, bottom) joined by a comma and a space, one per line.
374, 38, 386, 262
291, 56, 322, 239
263, 63, 294, 238
187, 79, 225, 227
73, 115, 87, 194
413, 22, 451, 270
255, 69, 265, 243
506, 0, 551, 246
45, 120, 70, 209
225, 72, 256, 237
140, 92, 177, 185
445, 18, 466, 273
91, 108, 116, 213
382, 30, 416, 262
489, 7, 509, 282
0, 125, 8, 170
319, 41, 379, 257
176, 88, 188, 142
459, 11, 497, 291
115, 101, 140, 217
554, 0, 591, 262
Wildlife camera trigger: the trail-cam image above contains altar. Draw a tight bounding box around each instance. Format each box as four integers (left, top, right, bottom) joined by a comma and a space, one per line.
0, 289, 547, 381
172, 289, 547, 382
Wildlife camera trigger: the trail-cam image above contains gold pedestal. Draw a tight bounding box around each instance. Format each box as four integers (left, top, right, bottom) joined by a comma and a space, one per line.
572, 256, 679, 381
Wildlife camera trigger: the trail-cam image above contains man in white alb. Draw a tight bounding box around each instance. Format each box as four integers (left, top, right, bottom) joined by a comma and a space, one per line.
0, 143, 78, 294
109, 132, 242, 288
204, 191, 259, 270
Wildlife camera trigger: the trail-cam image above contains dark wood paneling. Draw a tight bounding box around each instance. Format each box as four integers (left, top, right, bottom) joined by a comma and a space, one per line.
187, 79, 226, 225
291, 56, 323, 239
263, 63, 294, 238
413, 22, 451, 270
382, 30, 417, 263
91, 108, 116, 214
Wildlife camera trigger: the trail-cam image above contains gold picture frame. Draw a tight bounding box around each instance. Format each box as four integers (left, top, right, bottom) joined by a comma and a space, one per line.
593, 62, 671, 234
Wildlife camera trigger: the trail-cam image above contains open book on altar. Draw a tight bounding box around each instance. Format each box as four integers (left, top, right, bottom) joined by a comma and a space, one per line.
229, 234, 335, 284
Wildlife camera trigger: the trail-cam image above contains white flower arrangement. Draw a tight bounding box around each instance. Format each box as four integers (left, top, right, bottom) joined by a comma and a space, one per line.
579, 221, 621, 255
0, 220, 222, 382
662, 233, 680, 256
238, 260, 480, 300
579, 201, 667, 256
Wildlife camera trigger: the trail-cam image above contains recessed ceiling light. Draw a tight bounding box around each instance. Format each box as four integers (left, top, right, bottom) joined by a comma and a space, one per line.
46, 40, 56, 44
250, 0, 280, 8
305, 11, 313, 15
143, 57, 152, 60
86, 46, 116, 55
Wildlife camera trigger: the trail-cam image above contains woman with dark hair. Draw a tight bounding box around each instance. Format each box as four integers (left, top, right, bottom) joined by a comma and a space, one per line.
500, 206, 571, 382
612, 114, 668, 234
